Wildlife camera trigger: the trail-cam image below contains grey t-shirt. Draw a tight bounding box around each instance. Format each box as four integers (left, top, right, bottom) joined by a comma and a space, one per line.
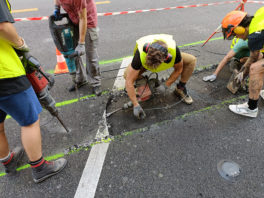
0, 0, 14, 23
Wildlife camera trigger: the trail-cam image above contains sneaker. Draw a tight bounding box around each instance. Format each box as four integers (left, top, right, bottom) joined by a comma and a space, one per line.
174, 87, 193, 104
68, 81, 88, 92
32, 158, 67, 183
229, 102, 258, 118
4, 147, 24, 175
93, 86, 102, 96
260, 90, 264, 100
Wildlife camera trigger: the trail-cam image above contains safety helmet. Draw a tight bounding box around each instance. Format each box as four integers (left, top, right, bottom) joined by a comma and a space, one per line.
221, 11, 247, 40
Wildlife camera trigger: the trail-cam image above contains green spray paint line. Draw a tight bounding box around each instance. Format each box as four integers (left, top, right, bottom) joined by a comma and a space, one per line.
46, 36, 223, 74
0, 94, 247, 177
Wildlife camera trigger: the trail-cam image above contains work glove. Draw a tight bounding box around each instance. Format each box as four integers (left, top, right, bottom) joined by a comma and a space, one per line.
75, 43, 86, 56
235, 71, 244, 84
203, 74, 216, 82
54, 5, 61, 21
156, 82, 168, 96
133, 105, 146, 120
14, 37, 29, 52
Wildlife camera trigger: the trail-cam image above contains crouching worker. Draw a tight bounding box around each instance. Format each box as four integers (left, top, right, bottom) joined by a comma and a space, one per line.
0, 0, 67, 183
124, 34, 196, 119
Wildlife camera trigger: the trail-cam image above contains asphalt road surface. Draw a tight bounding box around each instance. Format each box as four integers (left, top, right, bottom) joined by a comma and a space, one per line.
1, 0, 264, 197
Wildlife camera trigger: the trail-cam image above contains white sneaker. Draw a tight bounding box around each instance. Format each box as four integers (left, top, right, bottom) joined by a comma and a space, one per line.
229, 102, 258, 118
260, 90, 264, 100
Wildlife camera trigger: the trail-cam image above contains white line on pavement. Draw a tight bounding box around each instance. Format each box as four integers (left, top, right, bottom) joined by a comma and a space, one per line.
74, 57, 132, 198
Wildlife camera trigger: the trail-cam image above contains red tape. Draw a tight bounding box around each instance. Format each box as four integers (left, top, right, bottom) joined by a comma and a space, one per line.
14, 0, 263, 22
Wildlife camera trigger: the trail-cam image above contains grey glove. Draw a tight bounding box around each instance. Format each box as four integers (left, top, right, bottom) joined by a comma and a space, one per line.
14, 37, 29, 52
156, 82, 168, 96
203, 74, 216, 82
133, 105, 146, 120
75, 43, 86, 56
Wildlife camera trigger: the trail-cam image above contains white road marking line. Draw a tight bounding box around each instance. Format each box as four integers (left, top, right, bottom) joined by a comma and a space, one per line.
74, 57, 132, 198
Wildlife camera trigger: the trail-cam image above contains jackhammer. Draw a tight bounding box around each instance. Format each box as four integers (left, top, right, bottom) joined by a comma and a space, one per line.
18, 51, 70, 133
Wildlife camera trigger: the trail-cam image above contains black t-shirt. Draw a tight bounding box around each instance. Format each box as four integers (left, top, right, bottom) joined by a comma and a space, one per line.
248, 30, 264, 51
131, 46, 182, 70
0, 0, 31, 96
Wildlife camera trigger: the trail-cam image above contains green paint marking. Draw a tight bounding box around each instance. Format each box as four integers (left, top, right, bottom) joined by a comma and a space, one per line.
0, 93, 248, 177
46, 36, 223, 74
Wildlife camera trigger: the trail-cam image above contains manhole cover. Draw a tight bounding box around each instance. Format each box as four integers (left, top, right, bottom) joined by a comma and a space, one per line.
217, 160, 241, 182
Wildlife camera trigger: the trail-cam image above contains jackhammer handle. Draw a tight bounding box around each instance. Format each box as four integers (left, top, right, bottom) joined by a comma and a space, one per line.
64, 51, 79, 59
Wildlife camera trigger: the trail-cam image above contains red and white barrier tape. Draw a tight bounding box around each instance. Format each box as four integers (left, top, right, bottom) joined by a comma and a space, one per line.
14, 0, 264, 22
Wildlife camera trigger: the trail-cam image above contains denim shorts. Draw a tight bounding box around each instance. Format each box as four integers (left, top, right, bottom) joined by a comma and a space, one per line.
0, 86, 42, 126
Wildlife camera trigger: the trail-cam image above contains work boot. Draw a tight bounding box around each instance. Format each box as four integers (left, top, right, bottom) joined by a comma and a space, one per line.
68, 81, 88, 92
93, 86, 102, 96
174, 85, 193, 105
2, 147, 24, 175
32, 158, 67, 183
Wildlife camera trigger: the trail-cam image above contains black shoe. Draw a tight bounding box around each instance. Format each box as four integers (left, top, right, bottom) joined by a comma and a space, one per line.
68, 81, 88, 92
32, 158, 67, 183
93, 86, 102, 96
4, 147, 24, 175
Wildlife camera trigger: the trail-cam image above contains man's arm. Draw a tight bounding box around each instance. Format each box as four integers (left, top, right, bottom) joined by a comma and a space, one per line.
78, 8, 87, 43
125, 64, 141, 107
0, 22, 24, 48
166, 60, 183, 87
241, 50, 260, 75
214, 49, 236, 75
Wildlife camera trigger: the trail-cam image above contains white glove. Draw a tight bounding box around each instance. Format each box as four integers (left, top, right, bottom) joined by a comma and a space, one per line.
235, 72, 244, 84
156, 82, 168, 96
203, 74, 216, 82
75, 43, 85, 56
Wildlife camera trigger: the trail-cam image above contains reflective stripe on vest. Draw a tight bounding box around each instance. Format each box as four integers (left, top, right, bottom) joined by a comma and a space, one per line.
249, 7, 264, 34
0, 39, 26, 79
6, 0, 11, 11
230, 37, 240, 49
134, 34, 176, 73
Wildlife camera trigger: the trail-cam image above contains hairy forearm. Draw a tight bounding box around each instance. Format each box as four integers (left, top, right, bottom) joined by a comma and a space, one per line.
241, 51, 259, 74
0, 22, 23, 47
166, 69, 181, 87
79, 8, 87, 43
126, 81, 138, 106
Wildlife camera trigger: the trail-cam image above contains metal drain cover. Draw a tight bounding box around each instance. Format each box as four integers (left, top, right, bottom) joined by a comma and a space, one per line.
217, 160, 241, 182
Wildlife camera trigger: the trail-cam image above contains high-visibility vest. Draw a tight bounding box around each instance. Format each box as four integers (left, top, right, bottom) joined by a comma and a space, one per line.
0, 1, 26, 79
249, 7, 264, 34
230, 37, 240, 49
134, 34, 176, 73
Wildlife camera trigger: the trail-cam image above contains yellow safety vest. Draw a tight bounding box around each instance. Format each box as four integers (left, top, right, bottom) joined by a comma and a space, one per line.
230, 37, 240, 49
0, 1, 26, 79
134, 34, 176, 73
249, 7, 264, 34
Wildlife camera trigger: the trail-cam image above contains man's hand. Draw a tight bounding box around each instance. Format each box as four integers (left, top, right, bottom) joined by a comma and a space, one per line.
133, 105, 146, 119
13, 37, 29, 52
235, 71, 244, 84
203, 74, 216, 82
156, 82, 168, 96
54, 5, 61, 21
75, 43, 85, 56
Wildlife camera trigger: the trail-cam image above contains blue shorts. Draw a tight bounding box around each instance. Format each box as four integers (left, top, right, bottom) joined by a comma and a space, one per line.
0, 86, 42, 126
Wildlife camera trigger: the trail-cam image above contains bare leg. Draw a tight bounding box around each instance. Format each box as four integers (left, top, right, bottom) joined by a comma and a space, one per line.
249, 59, 264, 100
0, 122, 10, 158
21, 118, 42, 161
180, 52, 196, 83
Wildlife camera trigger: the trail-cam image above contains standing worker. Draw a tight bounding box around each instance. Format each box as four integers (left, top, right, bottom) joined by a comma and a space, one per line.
54, 0, 102, 96
0, 0, 67, 183
124, 34, 196, 119
221, 8, 264, 117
